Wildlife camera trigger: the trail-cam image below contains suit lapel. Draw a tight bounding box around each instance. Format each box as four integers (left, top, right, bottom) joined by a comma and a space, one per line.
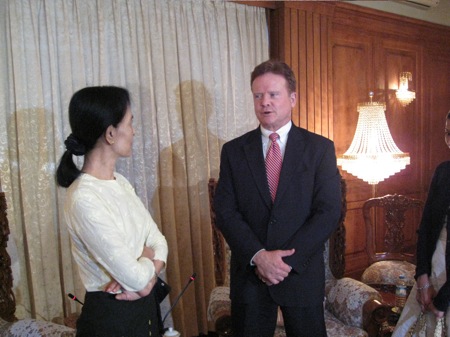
244, 128, 272, 208
274, 126, 305, 205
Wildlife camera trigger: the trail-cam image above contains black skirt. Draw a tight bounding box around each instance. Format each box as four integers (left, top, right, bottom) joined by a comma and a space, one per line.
76, 289, 161, 337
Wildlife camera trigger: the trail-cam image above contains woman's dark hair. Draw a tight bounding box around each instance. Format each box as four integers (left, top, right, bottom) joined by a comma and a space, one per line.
250, 59, 296, 94
56, 86, 130, 187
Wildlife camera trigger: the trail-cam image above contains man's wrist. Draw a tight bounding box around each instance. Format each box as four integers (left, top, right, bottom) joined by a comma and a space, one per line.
250, 248, 266, 266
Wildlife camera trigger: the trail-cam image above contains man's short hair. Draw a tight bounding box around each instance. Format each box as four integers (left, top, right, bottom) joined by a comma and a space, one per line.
251, 60, 296, 93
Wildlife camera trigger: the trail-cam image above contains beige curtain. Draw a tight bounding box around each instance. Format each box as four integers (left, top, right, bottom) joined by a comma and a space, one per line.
0, 0, 268, 335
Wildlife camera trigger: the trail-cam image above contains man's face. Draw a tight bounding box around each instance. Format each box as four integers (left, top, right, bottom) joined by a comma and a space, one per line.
251, 72, 296, 131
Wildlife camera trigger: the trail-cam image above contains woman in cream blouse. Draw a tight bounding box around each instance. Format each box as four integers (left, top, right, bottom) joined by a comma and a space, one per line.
57, 86, 168, 337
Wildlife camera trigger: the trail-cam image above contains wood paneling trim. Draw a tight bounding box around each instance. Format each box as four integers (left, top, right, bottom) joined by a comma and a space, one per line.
280, 1, 336, 16
231, 1, 279, 9
332, 3, 450, 43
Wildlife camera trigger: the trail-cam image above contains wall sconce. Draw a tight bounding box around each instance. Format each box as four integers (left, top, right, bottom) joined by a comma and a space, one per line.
338, 92, 410, 188
396, 72, 416, 107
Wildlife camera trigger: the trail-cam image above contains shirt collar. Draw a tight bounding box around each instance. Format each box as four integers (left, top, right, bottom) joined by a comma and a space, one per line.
260, 121, 292, 142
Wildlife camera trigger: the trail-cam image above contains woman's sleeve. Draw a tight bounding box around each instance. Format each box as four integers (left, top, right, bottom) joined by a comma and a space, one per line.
144, 214, 168, 267
415, 167, 441, 279
434, 281, 450, 312
69, 195, 154, 292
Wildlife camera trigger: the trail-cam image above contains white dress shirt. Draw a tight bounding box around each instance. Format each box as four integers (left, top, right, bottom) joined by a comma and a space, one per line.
251, 121, 292, 265
261, 121, 292, 159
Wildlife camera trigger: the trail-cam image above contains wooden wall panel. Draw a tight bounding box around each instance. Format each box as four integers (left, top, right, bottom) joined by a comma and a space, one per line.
331, 32, 374, 277
270, 3, 334, 138
426, 56, 450, 182
374, 39, 422, 196
269, 1, 450, 279
331, 34, 373, 165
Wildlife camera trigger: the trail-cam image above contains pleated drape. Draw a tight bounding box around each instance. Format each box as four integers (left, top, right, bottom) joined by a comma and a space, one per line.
0, 0, 268, 335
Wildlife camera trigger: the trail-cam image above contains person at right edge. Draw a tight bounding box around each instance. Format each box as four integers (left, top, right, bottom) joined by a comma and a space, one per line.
214, 59, 342, 337
393, 111, 450, 336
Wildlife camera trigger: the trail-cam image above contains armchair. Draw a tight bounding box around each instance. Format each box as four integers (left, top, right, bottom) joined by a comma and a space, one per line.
207, 178, 384, 337
361, 194, 424, 289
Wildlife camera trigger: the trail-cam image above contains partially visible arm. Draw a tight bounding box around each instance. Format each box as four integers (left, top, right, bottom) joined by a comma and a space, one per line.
415, 273, 435, 312
141, 245, 155, 260
214, 143, 268, 264
107, 246, 166, 301
105, 208, 168, 300
253, 249, 294, 285
281, 141, 342, 274
68, 179, 168, 293
142, 245, 165, 276
68, 197, 155, 292
113, 276, 158, 301
433, 280, 450, 314
143, 212, 168, 273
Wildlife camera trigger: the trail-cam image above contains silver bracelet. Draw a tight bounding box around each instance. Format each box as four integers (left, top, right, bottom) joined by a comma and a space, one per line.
417, 283, 431, 291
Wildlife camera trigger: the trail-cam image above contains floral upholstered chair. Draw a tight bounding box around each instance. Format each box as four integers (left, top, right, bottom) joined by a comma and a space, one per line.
0, 319, 75, 337
0, 190, 76, 337
207, 178, 385, 337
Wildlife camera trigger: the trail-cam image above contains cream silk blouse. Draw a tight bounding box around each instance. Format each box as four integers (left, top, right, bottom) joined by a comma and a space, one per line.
64, 172, 168, 292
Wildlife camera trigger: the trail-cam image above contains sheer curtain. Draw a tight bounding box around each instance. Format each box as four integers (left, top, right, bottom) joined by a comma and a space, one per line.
0, 0, 268, 335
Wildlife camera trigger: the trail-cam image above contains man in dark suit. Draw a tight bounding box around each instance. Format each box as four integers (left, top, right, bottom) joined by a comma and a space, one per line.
214, 60, 342, 337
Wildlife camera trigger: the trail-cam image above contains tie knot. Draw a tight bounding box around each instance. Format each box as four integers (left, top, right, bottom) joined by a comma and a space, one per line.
269, 133, 279, 142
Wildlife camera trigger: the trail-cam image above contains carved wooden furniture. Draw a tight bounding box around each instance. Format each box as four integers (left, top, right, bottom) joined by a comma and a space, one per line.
207, 177, 385, 337
208, 179, 227, 287
0, 191, 15, 323
361, 194, 424, 291
0, 190, 76, 337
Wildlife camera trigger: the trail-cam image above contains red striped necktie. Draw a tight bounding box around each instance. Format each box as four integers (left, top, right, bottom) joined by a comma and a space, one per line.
265, 133, 282, 202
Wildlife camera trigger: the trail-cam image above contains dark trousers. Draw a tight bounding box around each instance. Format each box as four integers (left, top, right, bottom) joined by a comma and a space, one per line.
76, 290, 161, 337
231, 287, 327, 337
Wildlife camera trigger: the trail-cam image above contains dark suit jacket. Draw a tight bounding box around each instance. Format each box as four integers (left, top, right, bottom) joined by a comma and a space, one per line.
415, 161, 450, 311
214, 124, 341, 307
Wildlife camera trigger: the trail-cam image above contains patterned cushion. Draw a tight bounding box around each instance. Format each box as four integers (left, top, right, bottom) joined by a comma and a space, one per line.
360, 260, 416, 286
324, 310, 367, 337
207, 286, 231, 324
274, 307, 369, 337
207, 280, 376, 337
0, 318, 75, 337
325, 277, 382, 328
